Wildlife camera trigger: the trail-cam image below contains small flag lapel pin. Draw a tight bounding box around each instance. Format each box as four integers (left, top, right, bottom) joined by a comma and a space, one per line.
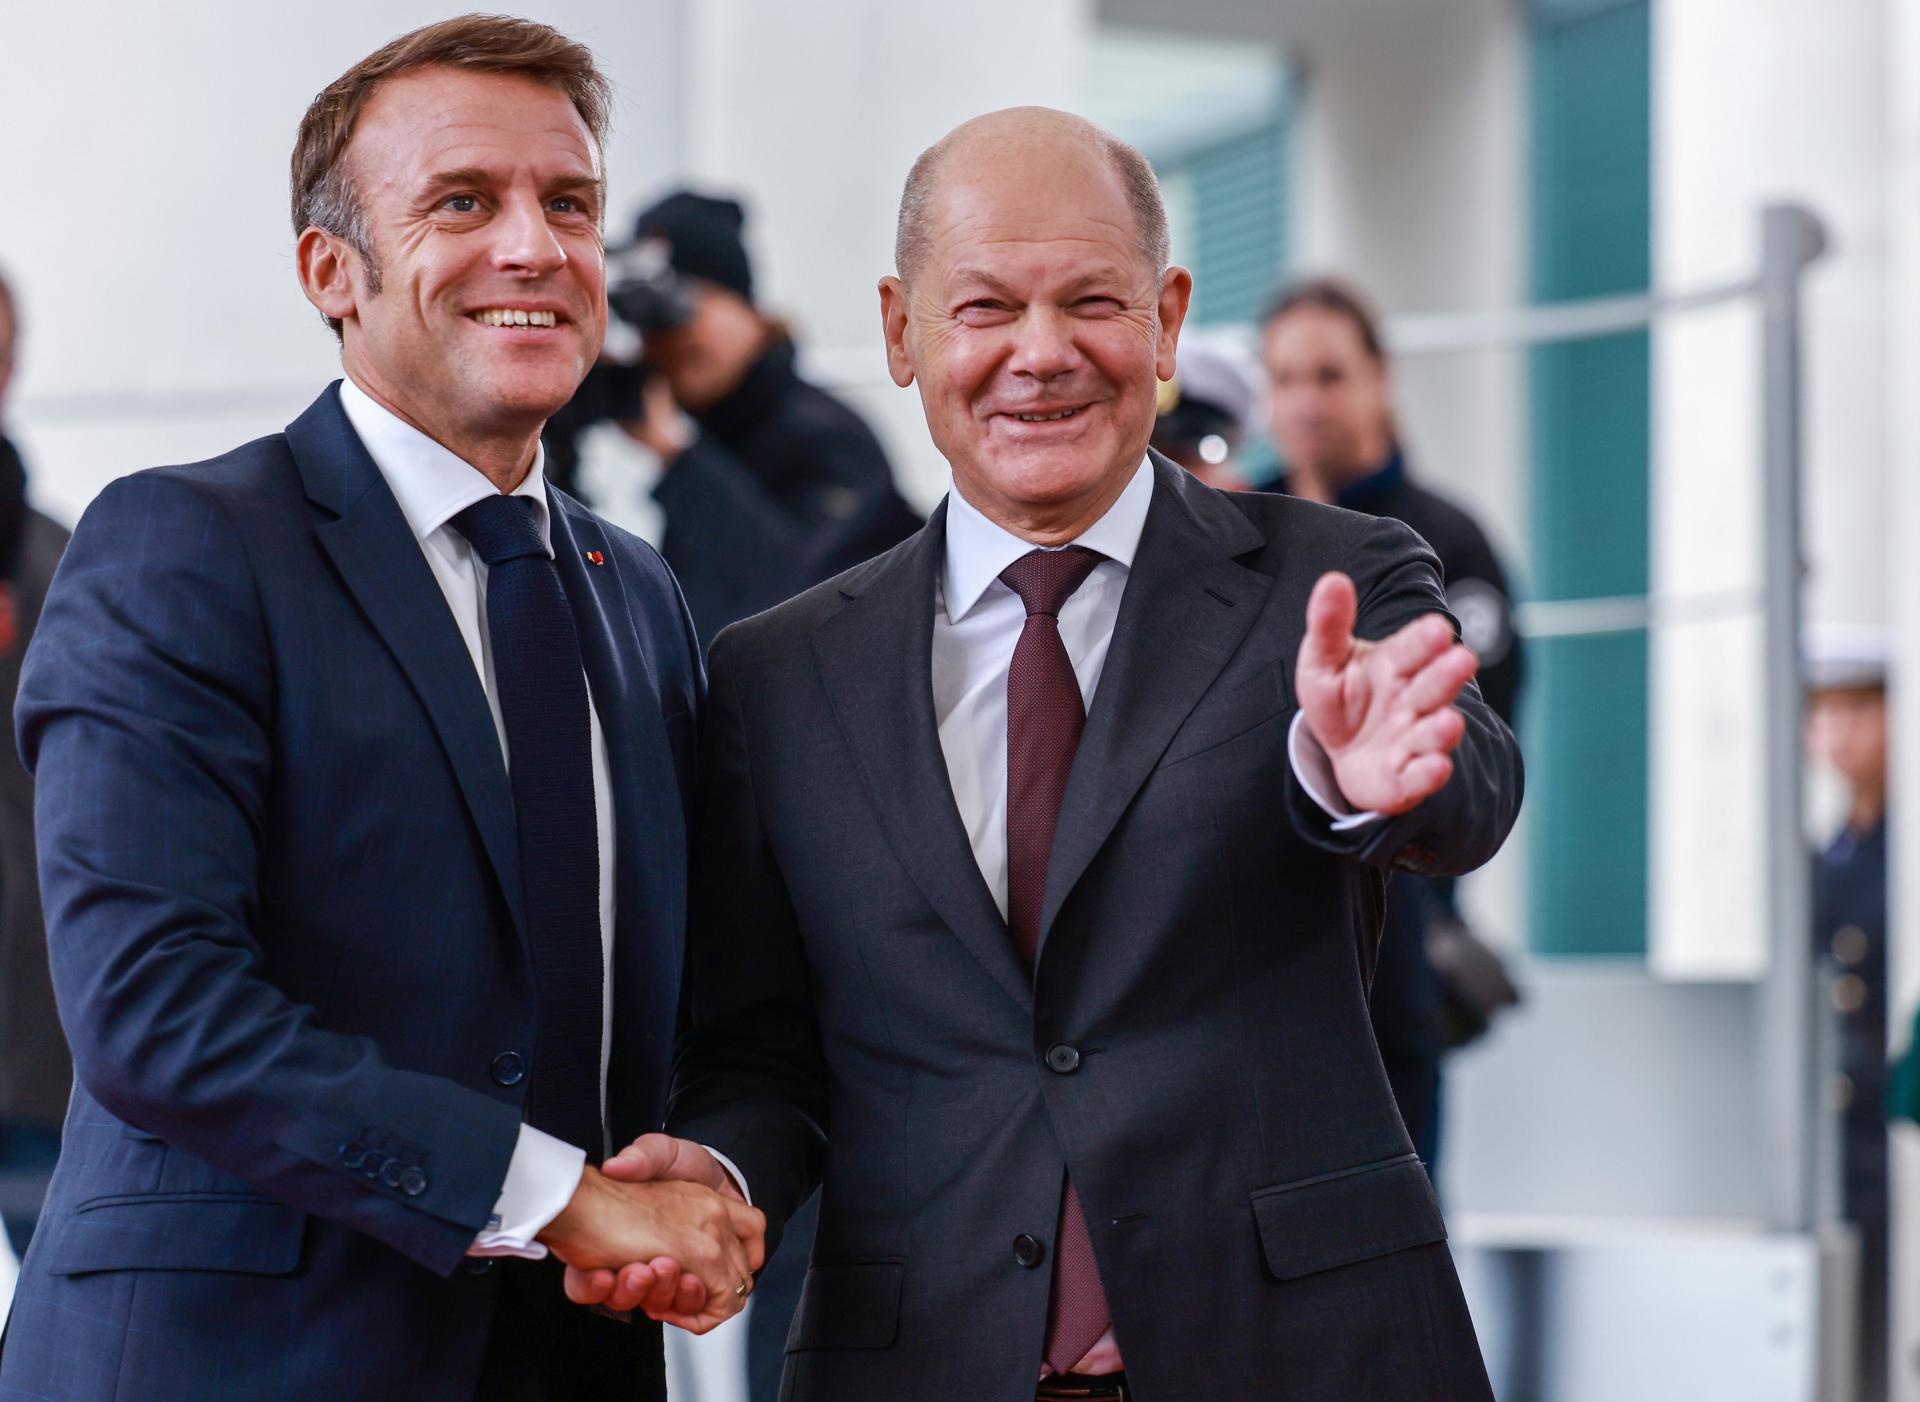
585, 550, 606, 566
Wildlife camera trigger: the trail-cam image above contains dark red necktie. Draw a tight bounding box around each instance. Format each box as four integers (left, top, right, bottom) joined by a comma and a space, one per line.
999, 545, 1111, 1375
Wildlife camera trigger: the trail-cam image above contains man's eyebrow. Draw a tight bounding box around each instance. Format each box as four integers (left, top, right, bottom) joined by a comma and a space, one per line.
946, 268, 1018, 297
415, 166, 502, 198
412, 167, 604, 200
1059, 267, 1132, 294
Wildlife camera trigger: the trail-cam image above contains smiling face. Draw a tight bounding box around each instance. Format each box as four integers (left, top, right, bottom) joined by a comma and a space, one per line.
880, 122, 1189, 542
298, 65, 606, 471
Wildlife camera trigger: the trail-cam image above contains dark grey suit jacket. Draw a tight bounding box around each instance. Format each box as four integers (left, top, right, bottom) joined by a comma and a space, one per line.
669, 456, 1519, 1400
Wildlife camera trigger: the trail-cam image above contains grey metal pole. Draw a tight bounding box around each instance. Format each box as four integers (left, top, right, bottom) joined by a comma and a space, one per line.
1757, 202, 1828, 1233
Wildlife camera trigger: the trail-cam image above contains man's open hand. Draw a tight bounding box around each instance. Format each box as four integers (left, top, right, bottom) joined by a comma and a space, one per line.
1295, 571, 1478, 816
541, 1160, 764, 1334
560, 1135, 754, 1329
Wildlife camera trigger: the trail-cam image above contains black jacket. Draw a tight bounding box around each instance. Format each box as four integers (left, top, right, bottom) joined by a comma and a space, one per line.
655, 340, 920, 646
669, 457, 1517, 1399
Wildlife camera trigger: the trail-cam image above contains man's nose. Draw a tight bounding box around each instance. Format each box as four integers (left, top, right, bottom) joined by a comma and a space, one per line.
491, 195, 568, 276
1007, 307, 1083, 380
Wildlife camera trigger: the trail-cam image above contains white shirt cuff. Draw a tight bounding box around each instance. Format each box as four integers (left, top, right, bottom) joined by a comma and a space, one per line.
1287, 713, 1385, 833
469, 1123, 587, 1259
704, 1145, 752, 1206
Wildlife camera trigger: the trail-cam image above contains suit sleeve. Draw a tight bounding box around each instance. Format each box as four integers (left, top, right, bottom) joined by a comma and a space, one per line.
16, 473, 521, 1275
665, 627, 826, 1250
1283, 513, 1524, 876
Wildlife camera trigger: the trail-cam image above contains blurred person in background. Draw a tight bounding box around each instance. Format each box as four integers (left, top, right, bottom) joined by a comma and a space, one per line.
1149, 330, 1263, 491
552, 189, 920, 647
1262, 276, 1525, 1174
0, 265, 71, 1258
1805, 625, 1891, 1402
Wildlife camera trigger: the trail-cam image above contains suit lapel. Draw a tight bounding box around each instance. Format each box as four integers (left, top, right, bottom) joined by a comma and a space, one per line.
289, 384, 527, 937
812, 507, 1032, 1010
549, 496, 685, 1140
1037, 456, 1272, 953
547, 493, 683, 950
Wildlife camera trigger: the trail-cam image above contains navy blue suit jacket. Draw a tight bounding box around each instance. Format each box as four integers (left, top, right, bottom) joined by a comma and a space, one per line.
0, 385, 701, 1398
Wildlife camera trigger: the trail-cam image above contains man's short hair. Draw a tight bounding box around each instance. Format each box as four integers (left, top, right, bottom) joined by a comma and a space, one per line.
291, 14, 612, 338
894, 119, 1171, 286
1262, 276, 1388, 362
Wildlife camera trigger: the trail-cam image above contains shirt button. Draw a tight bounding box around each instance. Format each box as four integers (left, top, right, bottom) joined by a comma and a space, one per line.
401, 1167, 429, 1198
1045, 1044, 1081, 1074
491, 1052, 527, 1087
1013, 1234, 1046, 1269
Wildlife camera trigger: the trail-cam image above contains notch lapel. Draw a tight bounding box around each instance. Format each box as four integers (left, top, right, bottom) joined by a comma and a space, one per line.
289, 385, 527, 937
1037, 457, 1272, 953
812, 507, 1032, 1010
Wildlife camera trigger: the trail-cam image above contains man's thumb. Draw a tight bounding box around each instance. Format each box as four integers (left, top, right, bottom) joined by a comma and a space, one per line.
1302, 572, 1358, 671
602, 1132, 678, 1182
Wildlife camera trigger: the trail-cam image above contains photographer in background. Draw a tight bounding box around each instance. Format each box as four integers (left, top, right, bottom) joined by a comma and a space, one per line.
0, 266, 72, 1256
550, 191, 919, 646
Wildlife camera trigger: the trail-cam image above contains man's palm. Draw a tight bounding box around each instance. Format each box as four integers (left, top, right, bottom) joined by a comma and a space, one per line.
1295, 571, 1477, 816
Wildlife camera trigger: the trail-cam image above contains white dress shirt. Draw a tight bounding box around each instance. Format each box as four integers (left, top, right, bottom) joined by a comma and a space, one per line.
929, 456, 1375, 1373
338, 379, 606, 1259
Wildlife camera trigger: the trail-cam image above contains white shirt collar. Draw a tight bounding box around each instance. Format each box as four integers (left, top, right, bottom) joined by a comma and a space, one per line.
338, 376, 553, 557
942, 455, 1154, 624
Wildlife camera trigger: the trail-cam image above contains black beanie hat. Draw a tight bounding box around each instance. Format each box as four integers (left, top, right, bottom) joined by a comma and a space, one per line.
630, 190, 754, 304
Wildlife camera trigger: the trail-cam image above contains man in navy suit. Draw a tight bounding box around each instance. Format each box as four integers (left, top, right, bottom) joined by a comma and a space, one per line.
0, 17, 760, 1399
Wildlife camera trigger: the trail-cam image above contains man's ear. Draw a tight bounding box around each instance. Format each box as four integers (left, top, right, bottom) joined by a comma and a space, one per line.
1154, 266, 1194, 383
296, 226, 360, 327
878, 275, 916, 389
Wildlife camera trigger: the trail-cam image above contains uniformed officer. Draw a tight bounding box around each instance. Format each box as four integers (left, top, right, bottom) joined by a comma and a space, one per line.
1260, 276, 1525, 1172
1806, 624, 1892, 1402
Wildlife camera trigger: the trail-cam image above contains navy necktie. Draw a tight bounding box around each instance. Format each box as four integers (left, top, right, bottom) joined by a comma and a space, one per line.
451, 493, 604, 1157
999, 545, 1112, 1374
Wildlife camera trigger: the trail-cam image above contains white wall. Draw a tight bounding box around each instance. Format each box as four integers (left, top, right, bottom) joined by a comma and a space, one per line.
0, 1, 687, 528
1649, 0, 1893, 977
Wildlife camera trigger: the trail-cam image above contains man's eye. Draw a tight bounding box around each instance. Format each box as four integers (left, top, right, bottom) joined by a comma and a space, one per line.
1074, 297, 1121, 312
445, 195, 480, 213
549, 197, 581, 214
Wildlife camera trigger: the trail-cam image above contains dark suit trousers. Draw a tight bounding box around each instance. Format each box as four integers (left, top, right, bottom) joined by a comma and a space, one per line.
475, 1257, 665, 1400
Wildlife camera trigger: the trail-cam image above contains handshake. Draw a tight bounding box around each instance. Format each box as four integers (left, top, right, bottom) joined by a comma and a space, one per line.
537, 1134, 767, 1333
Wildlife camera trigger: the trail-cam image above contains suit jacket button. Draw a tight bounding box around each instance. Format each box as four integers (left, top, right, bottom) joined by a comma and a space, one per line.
1045, 1044, 1081, 1074
339, 1141, 366, 1169
491, 1052, 527, 1087
1013, 1234, 1045, 1268
463, 1257, 497, 1277
401, 1167, 429, 1197
378, 1158, 404, 1189
363, 1156, 384, 1179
